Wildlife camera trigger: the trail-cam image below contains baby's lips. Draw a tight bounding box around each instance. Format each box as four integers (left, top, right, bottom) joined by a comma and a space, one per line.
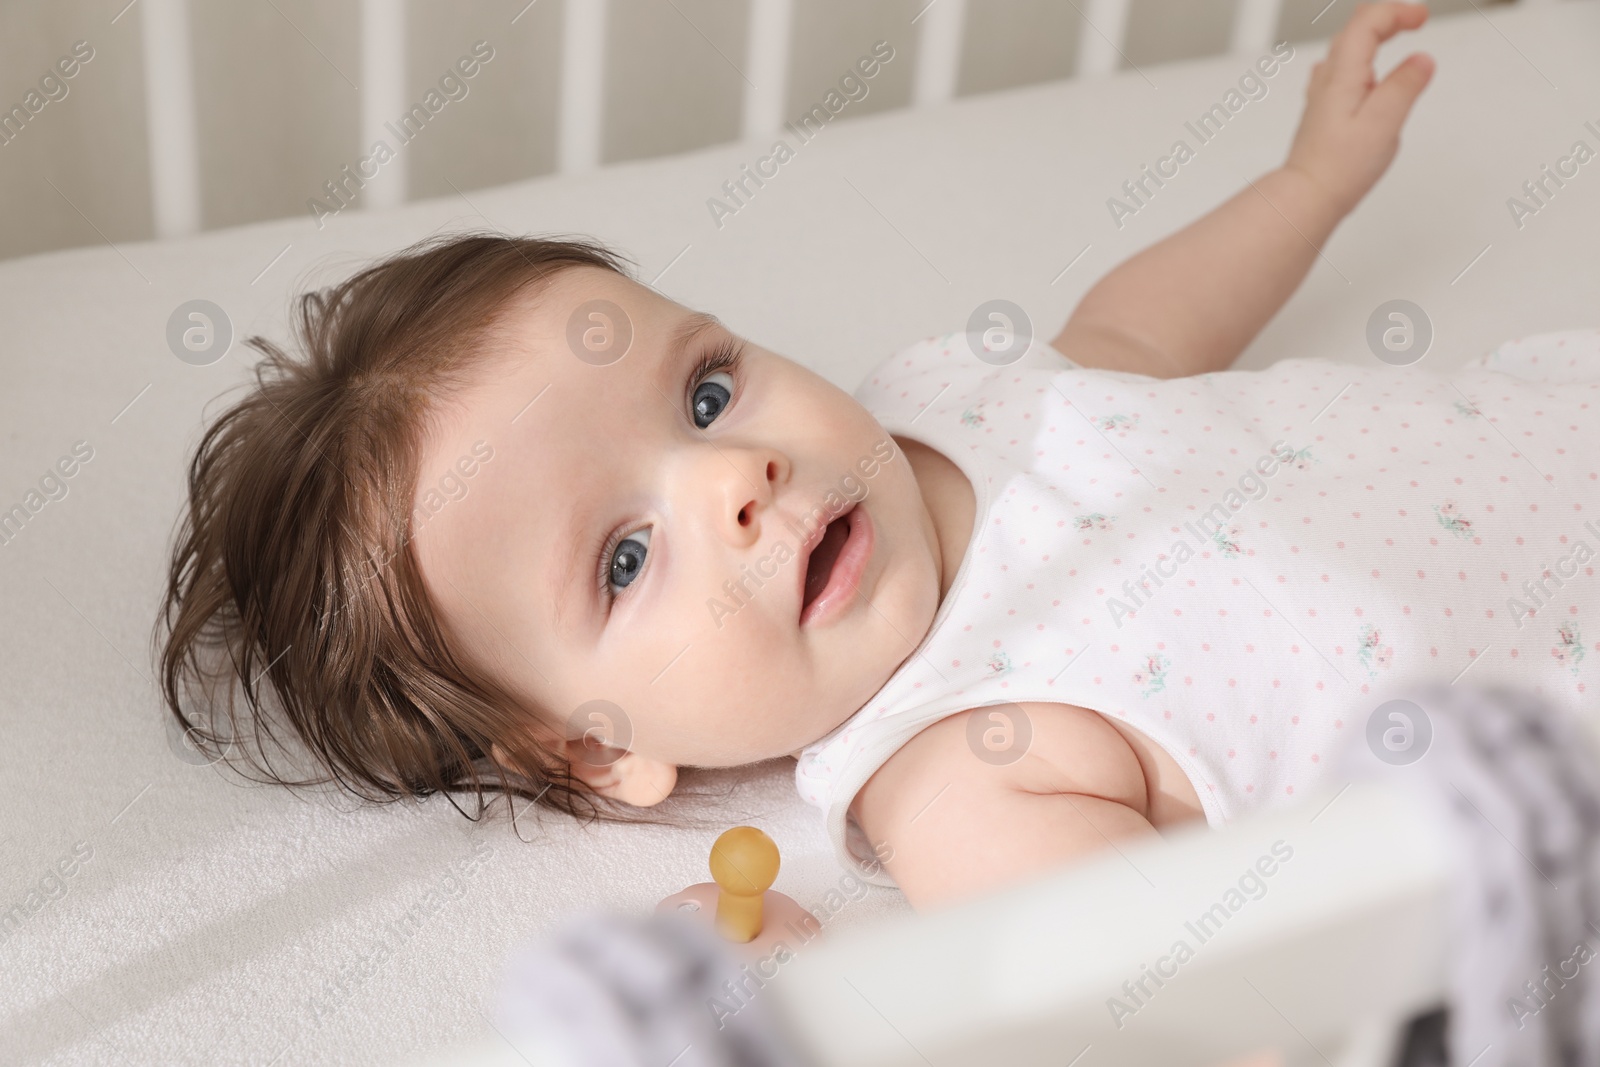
789, 499, 837, 614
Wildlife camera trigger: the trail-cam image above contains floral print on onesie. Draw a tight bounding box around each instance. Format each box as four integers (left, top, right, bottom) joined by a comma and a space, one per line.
794, 328, 1600, 886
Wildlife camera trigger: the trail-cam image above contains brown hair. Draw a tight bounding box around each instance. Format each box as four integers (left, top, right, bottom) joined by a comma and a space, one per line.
154, 231, 722, 829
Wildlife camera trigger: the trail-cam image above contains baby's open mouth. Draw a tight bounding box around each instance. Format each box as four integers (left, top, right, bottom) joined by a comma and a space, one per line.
801, 509, 854, 614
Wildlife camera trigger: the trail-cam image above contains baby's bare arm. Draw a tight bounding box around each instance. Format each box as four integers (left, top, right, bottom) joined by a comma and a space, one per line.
1053, 2, 1435, 380
875, 779, 1160, 911
854, 704, 1161, 910
1055, 169, 1343, 379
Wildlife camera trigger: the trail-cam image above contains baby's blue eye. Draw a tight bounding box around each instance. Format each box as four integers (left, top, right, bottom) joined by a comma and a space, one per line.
609, 528, 651, 593
692, 372, 734, 429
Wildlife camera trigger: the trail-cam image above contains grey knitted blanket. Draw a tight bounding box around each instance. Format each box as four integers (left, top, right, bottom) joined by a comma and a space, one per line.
1340, 684, 1600, 1067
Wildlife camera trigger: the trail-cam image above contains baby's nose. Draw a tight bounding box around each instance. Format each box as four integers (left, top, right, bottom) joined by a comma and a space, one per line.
714, 451, 783, 544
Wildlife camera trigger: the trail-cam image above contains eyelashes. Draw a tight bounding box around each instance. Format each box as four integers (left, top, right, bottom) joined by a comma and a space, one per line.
594, 335, 748, 605
683, 337, 746, 415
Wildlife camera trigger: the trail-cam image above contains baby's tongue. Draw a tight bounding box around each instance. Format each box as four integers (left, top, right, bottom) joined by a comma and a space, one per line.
803, 516, 851, 609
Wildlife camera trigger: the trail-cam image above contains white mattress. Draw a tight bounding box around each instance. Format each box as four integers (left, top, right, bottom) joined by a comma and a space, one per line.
2, 4, 1596, 1062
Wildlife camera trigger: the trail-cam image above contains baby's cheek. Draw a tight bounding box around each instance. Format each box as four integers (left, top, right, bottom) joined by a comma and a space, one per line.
796, 372, 873, 434
725, 621, 791, 686
839, 396, 884, 440
669, 613, 792, 697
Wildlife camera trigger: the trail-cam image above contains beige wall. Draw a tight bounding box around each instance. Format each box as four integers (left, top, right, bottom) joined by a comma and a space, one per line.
0, 0, 1510, 263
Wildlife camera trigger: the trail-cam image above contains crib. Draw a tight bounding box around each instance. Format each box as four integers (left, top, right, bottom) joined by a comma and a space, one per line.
3, 0, 1595, 1064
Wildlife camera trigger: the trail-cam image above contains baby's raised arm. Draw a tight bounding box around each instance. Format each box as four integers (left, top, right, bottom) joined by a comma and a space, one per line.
1052, 2, 1435, 380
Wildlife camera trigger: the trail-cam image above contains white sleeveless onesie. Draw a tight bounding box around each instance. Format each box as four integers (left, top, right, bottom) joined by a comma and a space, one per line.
795, 327, 1600, 886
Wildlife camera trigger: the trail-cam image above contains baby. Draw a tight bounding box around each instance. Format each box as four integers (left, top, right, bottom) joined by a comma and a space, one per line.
157, 3, 1600, 911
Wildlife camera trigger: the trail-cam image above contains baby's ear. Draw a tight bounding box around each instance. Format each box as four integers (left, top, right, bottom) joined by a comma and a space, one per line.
490, 734, 677, 808
564, 743, 678, 808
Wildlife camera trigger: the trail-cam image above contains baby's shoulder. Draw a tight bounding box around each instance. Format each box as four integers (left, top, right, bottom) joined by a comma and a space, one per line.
847, 701, 1159, 909
851, 700, 1148, 825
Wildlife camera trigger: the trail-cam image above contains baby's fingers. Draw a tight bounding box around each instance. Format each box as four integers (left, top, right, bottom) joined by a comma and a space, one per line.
1325, 2, 1430, 109
1359, 50, 1435, 132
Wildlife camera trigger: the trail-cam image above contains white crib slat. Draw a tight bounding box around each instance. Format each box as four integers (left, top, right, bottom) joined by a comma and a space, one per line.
1230, 0, 1283, 54
558, 0, 608, 174
911, 0, 966, 107
139, 0, 201, 239
360, 0, 407, 208
1075, 0, 1131, 78
741, 0, 792, 140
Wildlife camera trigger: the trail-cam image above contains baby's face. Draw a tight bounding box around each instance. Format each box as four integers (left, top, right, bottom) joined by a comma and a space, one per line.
412, 267, 941, 779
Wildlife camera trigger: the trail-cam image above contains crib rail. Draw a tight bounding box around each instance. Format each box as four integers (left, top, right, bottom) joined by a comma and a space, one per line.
12, 0, 1530, 256
132, 0, 1307, 241
770, 779, 1449, 1067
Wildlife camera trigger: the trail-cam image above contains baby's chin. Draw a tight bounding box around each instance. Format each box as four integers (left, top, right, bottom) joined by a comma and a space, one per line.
777, 697, 876, 764
779, 728, 843, 762
688, 705, 862, 766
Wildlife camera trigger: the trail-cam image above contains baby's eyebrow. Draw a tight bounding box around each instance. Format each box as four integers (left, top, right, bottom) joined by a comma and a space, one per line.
665, 311, 724, 367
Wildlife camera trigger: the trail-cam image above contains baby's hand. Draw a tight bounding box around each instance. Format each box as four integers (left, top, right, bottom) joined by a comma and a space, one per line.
1284, 2, 1435, 215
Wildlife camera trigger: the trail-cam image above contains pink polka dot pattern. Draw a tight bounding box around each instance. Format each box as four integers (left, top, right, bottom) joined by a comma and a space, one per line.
796, 328, 1600, 880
